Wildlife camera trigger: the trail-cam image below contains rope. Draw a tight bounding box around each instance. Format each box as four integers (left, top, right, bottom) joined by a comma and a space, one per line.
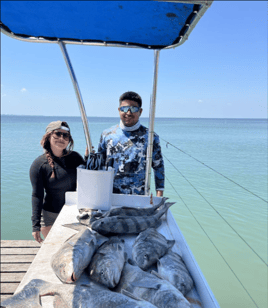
164, 154, 267, 267
165, 175, 260, 308
162, 138, 268, 204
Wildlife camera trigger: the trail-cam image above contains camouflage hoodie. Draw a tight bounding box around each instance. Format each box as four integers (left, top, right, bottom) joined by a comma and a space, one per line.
98, 121, 165, 195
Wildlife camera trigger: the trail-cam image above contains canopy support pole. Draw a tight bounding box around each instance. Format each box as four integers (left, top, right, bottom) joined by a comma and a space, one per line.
58, 40, 93, 153
145, 50, 160, 196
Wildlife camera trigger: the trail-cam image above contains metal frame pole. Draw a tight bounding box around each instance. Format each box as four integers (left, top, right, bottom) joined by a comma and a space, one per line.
145, 50, 160, 195
58, 40, 93, 152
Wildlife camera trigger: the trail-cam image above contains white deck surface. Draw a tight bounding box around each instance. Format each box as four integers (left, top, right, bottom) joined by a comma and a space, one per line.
15, 193, 220, 307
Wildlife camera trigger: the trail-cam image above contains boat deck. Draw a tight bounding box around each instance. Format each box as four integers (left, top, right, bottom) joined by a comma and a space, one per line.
0, 240, 41, 302
1, 193, 219, 307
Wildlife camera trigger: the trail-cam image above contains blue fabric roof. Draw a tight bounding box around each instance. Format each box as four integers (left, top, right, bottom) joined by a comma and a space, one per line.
1, 1, 206, 49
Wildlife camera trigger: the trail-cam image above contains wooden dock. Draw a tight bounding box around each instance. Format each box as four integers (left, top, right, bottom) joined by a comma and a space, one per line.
0, 240, 41, 302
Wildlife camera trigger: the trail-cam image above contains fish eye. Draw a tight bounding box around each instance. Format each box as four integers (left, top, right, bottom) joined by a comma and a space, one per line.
100, 270, 107, 280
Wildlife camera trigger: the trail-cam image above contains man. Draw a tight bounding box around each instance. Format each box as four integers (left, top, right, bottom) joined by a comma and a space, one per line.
98, 91, 164, 196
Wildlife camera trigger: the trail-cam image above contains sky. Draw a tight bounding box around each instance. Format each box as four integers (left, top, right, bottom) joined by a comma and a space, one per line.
1, 1, 267, 119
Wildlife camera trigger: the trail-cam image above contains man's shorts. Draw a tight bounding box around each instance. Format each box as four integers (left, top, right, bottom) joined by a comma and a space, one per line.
40, 209, 58, 228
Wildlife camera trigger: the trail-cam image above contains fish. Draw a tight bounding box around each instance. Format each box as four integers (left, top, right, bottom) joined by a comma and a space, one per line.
76, 198, 168, 227
102, 197, 168, 217
77, 210, 103, 226
90, 202, 175, 235
51, 228, 105, 283
87, 236, 127, 288
114, 259, 192, 308
40, 278, 157, 308
0, 279, 50, 308
132, 228, 175, 270
157, 250, 194, 296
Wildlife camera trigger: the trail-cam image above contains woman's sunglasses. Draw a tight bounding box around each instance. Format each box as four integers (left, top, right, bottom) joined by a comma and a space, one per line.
119, 106, 140, 113
52, 131, 70, 140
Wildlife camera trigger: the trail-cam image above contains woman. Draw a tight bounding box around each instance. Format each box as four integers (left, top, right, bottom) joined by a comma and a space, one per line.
30, 120, 86, 243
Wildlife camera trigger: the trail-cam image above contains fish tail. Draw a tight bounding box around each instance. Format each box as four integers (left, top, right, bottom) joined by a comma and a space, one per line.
155, 202, 175, 219
153, 197, 168, 211
121, 289, 143, 301
62, 223, 88, 232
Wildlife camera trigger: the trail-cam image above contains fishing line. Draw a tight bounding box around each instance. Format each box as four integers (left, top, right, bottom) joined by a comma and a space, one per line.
165, 175, 260, 308
162, 138, 267, 204
164, 154, 267, 267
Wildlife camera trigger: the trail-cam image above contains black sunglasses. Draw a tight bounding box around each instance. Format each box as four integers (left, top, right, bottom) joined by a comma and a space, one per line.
119, 106, 140, 113
52, 131, 70, 140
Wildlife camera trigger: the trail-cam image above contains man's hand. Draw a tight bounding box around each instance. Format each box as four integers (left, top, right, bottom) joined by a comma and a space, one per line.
32, 231, 43, 243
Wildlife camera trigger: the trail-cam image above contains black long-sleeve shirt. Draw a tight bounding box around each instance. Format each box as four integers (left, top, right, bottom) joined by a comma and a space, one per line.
30, 151, 84, 232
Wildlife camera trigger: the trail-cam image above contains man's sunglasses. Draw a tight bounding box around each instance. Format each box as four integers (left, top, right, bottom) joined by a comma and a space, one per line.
52, 131, 70, 140
119, 106, 140, 113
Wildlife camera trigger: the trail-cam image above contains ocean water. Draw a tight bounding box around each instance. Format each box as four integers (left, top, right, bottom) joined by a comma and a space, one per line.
1, 115, 267, 307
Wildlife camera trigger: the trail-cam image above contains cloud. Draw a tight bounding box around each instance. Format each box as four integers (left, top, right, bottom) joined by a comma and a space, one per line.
1, 93, 7, 97
198, 100, 203, 103
21, 88, 27, 92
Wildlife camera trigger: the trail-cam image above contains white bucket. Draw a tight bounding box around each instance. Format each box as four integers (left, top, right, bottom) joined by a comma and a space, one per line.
77, 168, 114, 210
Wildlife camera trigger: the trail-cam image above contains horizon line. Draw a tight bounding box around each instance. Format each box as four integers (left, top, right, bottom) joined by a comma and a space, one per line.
1, 114, 267, 120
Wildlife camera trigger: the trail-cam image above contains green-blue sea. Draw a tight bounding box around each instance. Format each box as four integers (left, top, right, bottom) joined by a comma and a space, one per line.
1, 115, 267, 307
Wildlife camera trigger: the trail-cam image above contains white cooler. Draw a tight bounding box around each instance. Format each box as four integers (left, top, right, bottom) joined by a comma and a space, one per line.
77, 167, 114, 210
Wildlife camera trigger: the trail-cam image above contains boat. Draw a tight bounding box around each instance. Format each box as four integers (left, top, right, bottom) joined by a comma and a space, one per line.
1, 1, 220, 307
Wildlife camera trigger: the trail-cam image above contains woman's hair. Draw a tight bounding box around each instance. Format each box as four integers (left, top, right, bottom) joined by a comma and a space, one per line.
40, 124, 74, 178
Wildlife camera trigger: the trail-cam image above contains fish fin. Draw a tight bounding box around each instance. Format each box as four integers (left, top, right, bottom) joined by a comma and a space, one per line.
131, 281, 161, 290
186, 297, 203, 307
95, 233, 109, 246
80, 283, 90, 287
121, 289, 142, 301
151, 270, 164, 280
127, 258, 138, 266
166, 202, 176, 207
97, 252, 106, 257
157, 197, 168, 207
120, 206, 137, 210
53, 295, 69, 308
155, 202, 176, 220
167, 240, 176, 248
117, 244, 123, 251
62, 223, 88, 232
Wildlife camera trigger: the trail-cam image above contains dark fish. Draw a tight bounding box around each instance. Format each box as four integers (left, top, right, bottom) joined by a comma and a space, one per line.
0, 279, 50, 308
51, 228, 102, 283
77, 210, 103, 226
114, 260, 192, 308
157, 250, 194, 296
90, 202, 175, 235
102, 197, 168, 217
132, 228, 175, 270
87, 237, 127, 288
39, 278, 158, 308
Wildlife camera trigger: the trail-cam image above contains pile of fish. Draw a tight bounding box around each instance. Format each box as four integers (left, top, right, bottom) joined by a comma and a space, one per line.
1, 198, 199, 308
0, 278, 157, 308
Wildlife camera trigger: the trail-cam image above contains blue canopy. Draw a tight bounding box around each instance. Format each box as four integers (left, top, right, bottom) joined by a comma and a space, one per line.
1, 1, 212, 49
